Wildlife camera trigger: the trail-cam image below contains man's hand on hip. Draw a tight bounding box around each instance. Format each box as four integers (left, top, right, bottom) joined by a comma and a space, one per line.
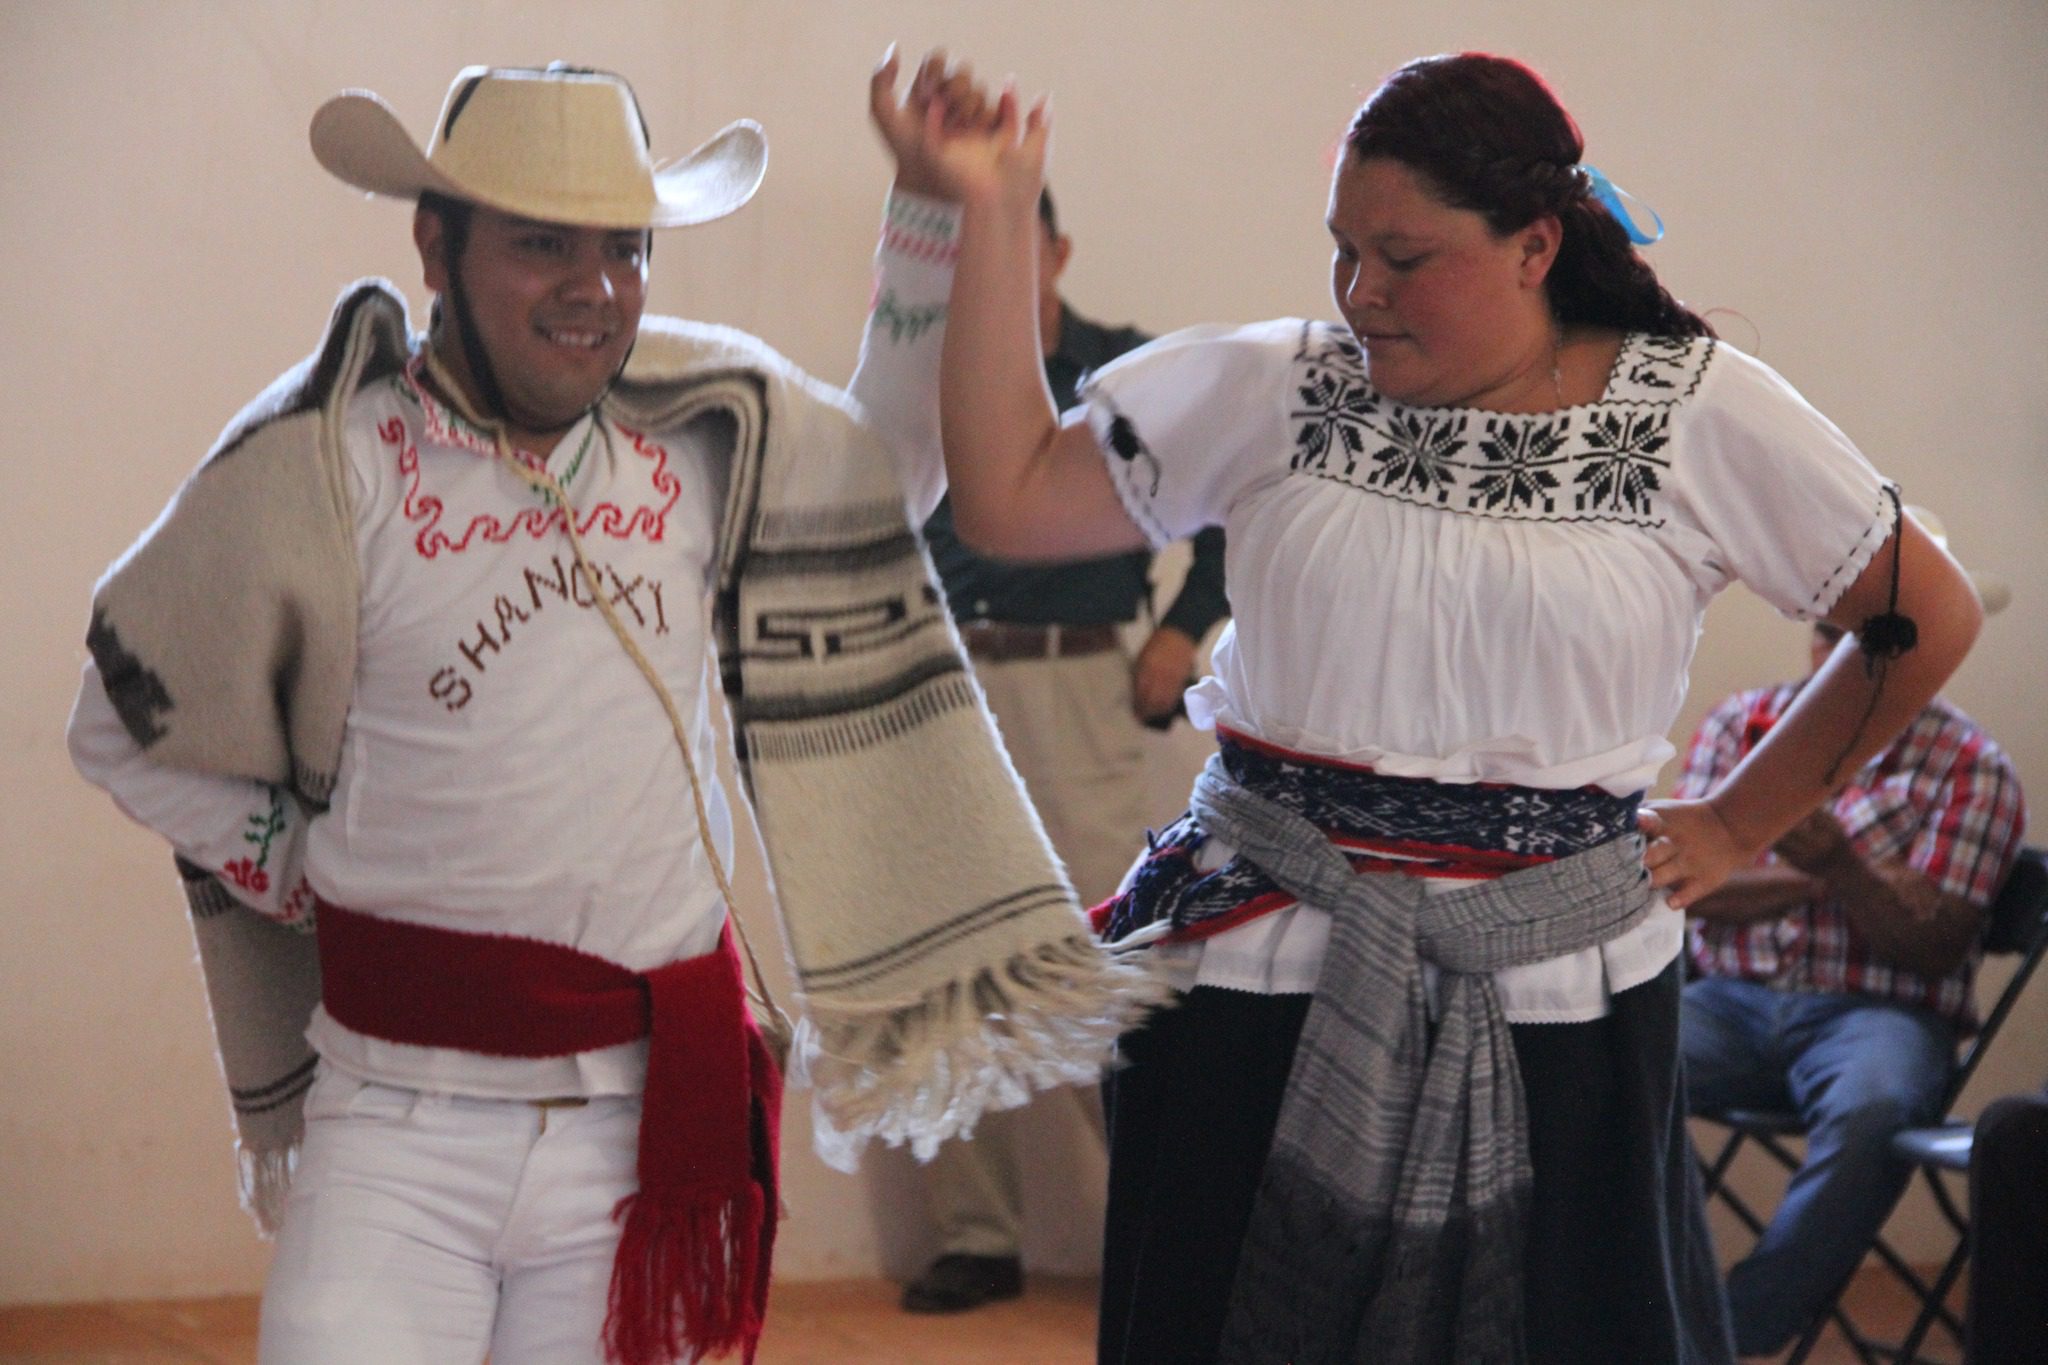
1131, 625, 1197, 723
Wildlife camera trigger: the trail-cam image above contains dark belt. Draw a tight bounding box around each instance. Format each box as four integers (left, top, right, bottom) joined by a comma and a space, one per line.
960, 619, 1121, 663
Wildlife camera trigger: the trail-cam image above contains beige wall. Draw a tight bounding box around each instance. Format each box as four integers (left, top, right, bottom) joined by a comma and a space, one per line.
4, 0, 2044, 1304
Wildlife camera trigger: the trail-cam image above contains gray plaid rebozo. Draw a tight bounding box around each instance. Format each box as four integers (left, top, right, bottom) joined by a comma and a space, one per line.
1187, 753, 1655, 1365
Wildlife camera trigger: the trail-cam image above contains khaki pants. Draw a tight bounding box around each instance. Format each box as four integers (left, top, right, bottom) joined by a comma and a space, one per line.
922, 646, 1149, 1260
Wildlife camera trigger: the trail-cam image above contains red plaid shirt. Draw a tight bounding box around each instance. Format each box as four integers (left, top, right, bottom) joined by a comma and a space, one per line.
1678, 685, 2026, 1028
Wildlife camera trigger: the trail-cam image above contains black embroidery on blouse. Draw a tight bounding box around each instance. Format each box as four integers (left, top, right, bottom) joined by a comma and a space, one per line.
1620, 333, 1701, 394
1290, 362, 1379, 477
1286, 322, 1714, 526
1107, 415, 1143, 461
1471, 415, 1570, 514
1574, 410, 1672, 516
1101, 409, 1162, 498
1302, 328, 1363, 371
1366, 410, 1468, 503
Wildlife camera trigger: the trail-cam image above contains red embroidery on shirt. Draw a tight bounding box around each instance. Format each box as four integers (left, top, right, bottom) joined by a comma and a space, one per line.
385, 414, 682, 560
221, 858, 271, 894
279, 876, 317, 928
880, 224, 961, 265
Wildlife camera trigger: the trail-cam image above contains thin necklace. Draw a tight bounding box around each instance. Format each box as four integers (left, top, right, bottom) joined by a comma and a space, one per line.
1549, 330, 1566, 410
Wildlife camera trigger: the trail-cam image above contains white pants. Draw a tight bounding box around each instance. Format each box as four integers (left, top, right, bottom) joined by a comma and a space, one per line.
258, 1064, 646, 1364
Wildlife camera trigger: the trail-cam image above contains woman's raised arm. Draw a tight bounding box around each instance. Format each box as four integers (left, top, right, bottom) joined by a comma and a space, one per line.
869, 50, 1145, 562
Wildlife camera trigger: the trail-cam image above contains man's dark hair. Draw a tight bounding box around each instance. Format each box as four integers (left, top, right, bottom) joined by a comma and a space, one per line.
416, 191, 474, 261
415, 191, 512, 420
1037, 187, 1059, 238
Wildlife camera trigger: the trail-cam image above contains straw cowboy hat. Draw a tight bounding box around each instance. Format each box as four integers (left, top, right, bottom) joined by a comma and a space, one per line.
310, 63, 766, 229
1909, 505, 2010, 615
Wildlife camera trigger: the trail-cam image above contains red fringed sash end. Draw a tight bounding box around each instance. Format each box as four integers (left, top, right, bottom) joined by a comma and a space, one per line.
602, 935, 782, 1364
604, 1181, 767, 1365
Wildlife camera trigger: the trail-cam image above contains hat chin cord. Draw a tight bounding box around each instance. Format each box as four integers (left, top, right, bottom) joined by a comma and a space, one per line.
442, 265, 515, 427
435, 262, 629, 444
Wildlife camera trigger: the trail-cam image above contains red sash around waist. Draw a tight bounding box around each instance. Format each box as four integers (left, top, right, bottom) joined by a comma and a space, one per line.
315, 899, 781, 1365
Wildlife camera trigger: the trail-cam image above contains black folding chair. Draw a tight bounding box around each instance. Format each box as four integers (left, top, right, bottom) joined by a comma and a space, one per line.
1695, 845, 2048, 1365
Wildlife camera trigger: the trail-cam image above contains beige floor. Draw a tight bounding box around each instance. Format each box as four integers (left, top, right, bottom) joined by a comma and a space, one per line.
0, 1278, 1094, 1365
0, 1268, 1962, 1364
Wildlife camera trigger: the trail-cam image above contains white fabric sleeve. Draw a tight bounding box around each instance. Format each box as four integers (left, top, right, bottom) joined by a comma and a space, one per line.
1077, 319, 1297, 547
68, 660, 311, 922
1666, 346, 1896, 620
845, 191, 959, 527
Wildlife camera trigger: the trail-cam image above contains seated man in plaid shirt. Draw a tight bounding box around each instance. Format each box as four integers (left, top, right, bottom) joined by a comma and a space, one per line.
1679, 544, 2026, 1359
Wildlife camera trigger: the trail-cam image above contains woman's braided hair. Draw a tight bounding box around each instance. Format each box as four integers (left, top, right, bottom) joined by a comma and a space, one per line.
1347, 53, 1711, 340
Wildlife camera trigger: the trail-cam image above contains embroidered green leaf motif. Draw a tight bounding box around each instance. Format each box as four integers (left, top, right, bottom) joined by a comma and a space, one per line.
243, 788, 288, 869
886, 197, 960, 242
874, 290, 947, 345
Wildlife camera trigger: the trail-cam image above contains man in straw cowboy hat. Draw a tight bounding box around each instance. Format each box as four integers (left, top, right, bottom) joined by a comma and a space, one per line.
1675, 509, 2026, 1359
68, 59, 1154, 1363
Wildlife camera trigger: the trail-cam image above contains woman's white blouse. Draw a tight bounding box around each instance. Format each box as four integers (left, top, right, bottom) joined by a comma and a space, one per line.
1082, 321, 1893, 1019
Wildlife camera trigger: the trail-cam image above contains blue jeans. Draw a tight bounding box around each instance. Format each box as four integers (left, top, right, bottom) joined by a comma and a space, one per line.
1683, 976, 1956, 1356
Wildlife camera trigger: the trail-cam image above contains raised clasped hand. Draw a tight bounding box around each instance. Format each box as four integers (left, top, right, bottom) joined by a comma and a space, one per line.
1637, 798, 1759, 911
870, 44, 1049, 209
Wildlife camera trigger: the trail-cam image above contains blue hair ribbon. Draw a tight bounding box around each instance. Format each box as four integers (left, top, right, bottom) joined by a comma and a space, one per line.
1581, 164, 1665, 246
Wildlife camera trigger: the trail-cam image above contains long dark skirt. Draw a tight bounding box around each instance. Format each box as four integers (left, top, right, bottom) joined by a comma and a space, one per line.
1097, 960, 1733, 1365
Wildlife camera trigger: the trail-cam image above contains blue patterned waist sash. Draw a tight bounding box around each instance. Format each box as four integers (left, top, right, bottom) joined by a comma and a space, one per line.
1095, 728, 1643, 945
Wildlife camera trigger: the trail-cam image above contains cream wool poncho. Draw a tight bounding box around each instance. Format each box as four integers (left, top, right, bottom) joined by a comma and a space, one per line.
85, 279, 1155, 1223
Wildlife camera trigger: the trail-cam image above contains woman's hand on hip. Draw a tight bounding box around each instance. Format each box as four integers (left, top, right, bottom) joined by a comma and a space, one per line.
1638, 799, 1758, 911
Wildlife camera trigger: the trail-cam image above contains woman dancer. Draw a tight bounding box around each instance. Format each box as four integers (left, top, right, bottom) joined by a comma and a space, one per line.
871, 49, 1983, 1364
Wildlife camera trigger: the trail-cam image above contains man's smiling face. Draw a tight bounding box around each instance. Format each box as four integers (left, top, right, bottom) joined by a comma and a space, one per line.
418, 203, 649, 439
